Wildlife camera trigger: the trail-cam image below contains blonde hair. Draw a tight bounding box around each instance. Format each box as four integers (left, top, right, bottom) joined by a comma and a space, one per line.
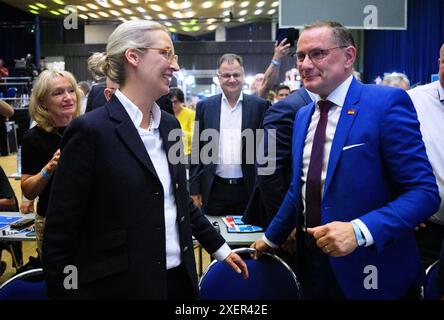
29, 70, 81, 132
87, 20, 168, 86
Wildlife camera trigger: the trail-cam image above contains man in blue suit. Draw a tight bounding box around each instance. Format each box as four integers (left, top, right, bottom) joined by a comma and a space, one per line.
190, 54, 270, 216
243, 87, 313, 229
252, 21, 440, 299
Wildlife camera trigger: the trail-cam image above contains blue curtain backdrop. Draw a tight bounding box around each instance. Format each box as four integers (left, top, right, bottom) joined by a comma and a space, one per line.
364, 0, 444, 86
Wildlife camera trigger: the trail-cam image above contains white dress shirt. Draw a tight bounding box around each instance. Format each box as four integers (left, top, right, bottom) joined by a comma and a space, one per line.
215, 92, 244, 179
408, 81, 444, 225
264, 75, 374, 248
115, 90, 231, 268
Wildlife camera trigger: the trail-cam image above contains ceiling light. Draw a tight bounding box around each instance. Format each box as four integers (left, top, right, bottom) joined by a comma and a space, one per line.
130, 16, 139, 20
240, 1, 249, 8
144, 15, 152, 20
77, 5, 88, 11
36, 3, 48, 9
167, 1, 180, 10
173, 11, 183, 18
136, 7, 146, 13
111, 0, 124, 6
88, 13, 99, 18
109, 10, 121, 16
53, 0, 65, 5
79, 14, 89, 19
256, 1, 265, 7
29, 9, 39, 14
238, 9, 247, 16
182, 26, 191, 32
127, 0, 140, 3
122, 8, 133, 15
267, 9, 276, 15
96, 0, 111, 8
191, 26, 200, 32
271, 1, 279, 8
222, 1, 234, 9
28, 4, 39, 10
207, 18, 216, 24
181, 1, 192, 9
168, 27, 177, 32
98, 11, 110, 17
202, 1, 213, 9
184, 11, 195, 18
50, 10, 61, 15
164, 22, 172, 26
150, 4, 163, 11
254, 9, 262, 15
86, 4, 99, 10
58, 8, 68, 14
223, 17, 230, 22
207, 25, 217, 31
238, 18, 245, 22
158, 13, 168, 19
223, 11, 230, 16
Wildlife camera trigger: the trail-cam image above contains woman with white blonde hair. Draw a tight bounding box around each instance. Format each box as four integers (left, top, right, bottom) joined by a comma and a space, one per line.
21, 70, 81, 255
43, 20, 248, 300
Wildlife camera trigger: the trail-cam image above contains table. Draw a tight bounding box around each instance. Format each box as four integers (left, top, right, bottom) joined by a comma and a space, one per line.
0, 212, 35, 241
196, 215, 263, 276
7, 172, 21, 181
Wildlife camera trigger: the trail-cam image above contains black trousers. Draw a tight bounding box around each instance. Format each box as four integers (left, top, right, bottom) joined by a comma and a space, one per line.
167, 264, 197, 300
415, 220, 444, 268
204, 178, 248, 216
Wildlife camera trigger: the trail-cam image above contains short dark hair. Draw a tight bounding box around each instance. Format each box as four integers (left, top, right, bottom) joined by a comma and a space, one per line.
169, 87, 184, 103
303, 21, 355, 47
217, 53, 243, 69
276, 84, 290, 93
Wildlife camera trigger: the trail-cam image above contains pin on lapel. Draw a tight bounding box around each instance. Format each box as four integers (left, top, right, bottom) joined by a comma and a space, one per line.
347, 109, 356, 115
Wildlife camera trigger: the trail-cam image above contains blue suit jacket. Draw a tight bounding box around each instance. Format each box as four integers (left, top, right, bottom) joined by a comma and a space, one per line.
265, 79, 440, 299
189, 93, 270, 207
244, 88, 312, 228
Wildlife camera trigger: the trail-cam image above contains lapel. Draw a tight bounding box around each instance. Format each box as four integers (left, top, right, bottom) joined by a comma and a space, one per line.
323, 78, 362, 196
209, 94, 222, 132
158, 115, 178, 183
107, 96, 160, 181
241, 94, 252, 150
299, 87, 313, 105
294, 103, 316, 184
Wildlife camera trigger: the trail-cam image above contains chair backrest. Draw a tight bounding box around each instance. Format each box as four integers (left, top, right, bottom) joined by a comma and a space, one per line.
0, 268, 47, 300
423, 260, 440, 300
5, 87, 17, 98
199, 248, 302, 300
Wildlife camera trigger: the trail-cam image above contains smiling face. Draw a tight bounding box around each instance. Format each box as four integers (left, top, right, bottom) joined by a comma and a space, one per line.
135, 30, 179, 99
218, 60, 245, 100
43, 75, 77, 124
296, 26, 356, 99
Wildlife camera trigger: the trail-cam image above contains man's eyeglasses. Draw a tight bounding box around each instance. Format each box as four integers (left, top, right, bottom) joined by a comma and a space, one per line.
294, 46, 347, 63
140, 47, 178, 63
217, 73, 243, 80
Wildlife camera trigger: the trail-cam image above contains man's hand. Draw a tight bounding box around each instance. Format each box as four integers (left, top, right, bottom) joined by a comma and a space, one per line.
273, 38, 291, 61
280, 228, 297, 254
224, 252, 249, 279
307, 222, 358, 257
191, 194, 202, 208
20, 200, 35, 214
250, 238, 272, 259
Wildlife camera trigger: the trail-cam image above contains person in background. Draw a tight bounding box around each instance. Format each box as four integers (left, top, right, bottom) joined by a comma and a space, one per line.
21, 70, 81, 256
169, 87, 195, 162
77, 81, 90, 115
0, 99, 14, 119
382, 72, 410, 90
251, 20, 439, 299
0, 58, 9, 80
274, 84, 291, 102
408, 43, 444, 268
249, 73, 264, 96
43, 20, 247, 300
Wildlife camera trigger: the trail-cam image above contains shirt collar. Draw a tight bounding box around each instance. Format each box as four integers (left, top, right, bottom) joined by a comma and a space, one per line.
438, 81, 444, 102
314, 74, 354, 108
221, 91, 243, 108
115, 89, 161, 130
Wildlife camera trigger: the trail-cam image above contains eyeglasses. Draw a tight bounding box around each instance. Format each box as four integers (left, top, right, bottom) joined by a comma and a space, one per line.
217, 73, 243, 80
140, 47, 178, 63
294, 46, 347, 63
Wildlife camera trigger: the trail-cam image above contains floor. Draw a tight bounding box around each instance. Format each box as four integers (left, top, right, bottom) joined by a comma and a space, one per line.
0, 153, 211, 285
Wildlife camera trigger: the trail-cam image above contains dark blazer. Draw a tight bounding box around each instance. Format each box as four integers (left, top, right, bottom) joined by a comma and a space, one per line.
244, 88, 312, 228
189, 93, 270, 208
85, 82, 107, 113
266, 79, 440, 299
42, 95, 226, 299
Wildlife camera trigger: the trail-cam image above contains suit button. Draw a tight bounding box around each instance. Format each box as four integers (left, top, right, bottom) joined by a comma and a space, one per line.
153, 191, 160, 196
183, 246, 189, 252
179, 216, 185, 223
157, 261, 161, 265
155, 227, 161, 231
175, 183, 179, 190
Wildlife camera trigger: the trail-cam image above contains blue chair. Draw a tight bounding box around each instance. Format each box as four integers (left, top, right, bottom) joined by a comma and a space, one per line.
0, 268, 48, 300
5, 87, 17, 98
199, 248, 302, 300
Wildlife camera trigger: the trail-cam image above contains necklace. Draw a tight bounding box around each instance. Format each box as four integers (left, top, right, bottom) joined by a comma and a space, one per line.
53, 127, 64, 139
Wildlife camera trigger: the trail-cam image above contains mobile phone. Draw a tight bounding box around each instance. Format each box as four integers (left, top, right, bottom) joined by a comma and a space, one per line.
276, 27, 297, 47
10, 218, 34, 230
